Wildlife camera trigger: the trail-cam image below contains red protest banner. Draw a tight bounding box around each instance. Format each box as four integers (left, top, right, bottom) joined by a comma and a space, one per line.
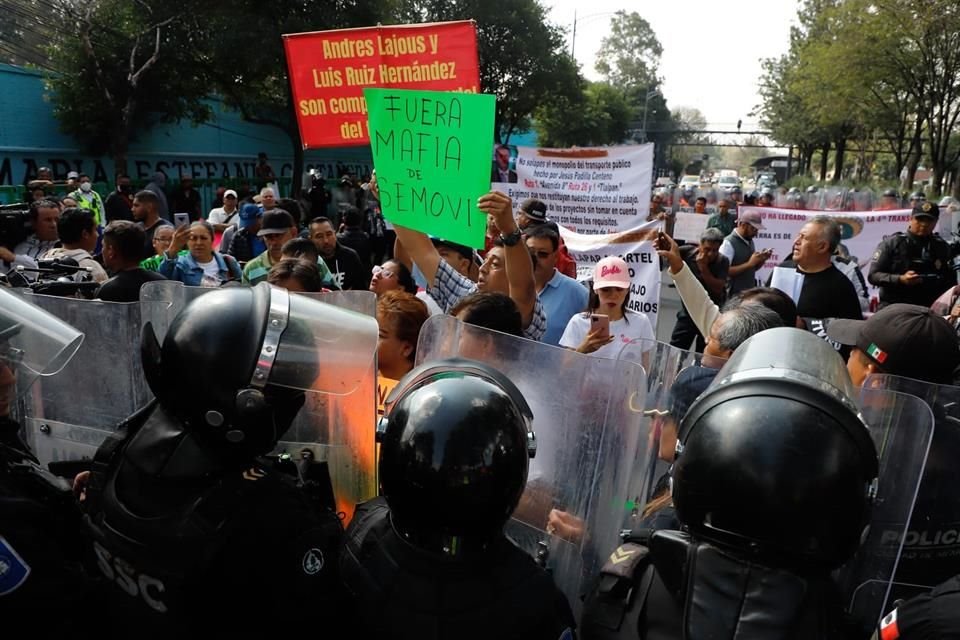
283, 21, 480, 149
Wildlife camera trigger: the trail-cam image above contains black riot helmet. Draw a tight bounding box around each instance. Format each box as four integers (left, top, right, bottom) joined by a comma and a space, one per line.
141, 282, 376, 460
377, 358, 536, 556
672, 327, 878, 571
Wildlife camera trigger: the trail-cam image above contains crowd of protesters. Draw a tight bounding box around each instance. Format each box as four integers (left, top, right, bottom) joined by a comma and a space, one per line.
4, 170, 960, 394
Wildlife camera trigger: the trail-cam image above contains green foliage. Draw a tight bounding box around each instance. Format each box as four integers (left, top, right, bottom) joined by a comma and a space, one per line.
0, 0, 61, 70
45, 1, 212, 165
394, 0, 579, 142
534, 80, 631, 147
595, 11, 662, 91
191, 0, 389, 192
758, 0, 960, 192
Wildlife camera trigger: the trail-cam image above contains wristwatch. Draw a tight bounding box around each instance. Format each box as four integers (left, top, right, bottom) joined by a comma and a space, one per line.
499, 228, 522, 247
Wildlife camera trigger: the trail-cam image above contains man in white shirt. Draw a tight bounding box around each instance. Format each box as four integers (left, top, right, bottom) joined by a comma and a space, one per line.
207, 189, 240, 232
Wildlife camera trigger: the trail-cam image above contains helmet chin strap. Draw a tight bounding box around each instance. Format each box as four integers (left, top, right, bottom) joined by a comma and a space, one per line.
221, 287, 291, 436
250, 286, 290, 390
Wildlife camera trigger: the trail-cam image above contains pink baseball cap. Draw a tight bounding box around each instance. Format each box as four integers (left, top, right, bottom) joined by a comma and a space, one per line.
737, 210, 765, 230
593, 256, 630, 289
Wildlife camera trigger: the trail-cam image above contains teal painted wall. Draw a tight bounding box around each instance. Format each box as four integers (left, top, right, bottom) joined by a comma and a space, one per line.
0, 63, 373, 187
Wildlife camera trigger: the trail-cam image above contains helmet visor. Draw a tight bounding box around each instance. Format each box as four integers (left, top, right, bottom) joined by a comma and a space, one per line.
265, 287, 378, 395
0, 289, 84, 396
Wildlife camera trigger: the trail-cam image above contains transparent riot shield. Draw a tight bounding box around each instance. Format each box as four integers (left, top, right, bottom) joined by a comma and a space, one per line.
139, 281, 379, 524
835, 385, 934, 631
858, 375, 960, 602
12, 292, 151, 467
415, 315, 647, 618
616, 338, 724, 533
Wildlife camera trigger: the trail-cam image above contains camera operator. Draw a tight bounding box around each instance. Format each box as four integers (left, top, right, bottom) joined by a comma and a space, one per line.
869, 200, 953, 308
41, 207, 108, 283
0, 199, 61, 278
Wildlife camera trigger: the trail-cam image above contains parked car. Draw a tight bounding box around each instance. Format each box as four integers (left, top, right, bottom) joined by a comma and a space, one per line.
679, 175, 700, 190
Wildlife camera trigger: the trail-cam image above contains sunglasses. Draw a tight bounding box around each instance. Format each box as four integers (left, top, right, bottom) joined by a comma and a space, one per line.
372, 265, 395, 279
531, 250, 553, 259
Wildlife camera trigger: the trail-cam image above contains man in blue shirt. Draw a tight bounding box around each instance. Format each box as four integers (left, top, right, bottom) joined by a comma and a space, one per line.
526, 225, 587, 346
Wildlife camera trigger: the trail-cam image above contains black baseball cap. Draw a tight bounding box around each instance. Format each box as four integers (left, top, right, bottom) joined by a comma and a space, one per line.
430, 237, 474, 262
519, 198, 548, 223
257, 209, 295, 236
913, 200, 940, 220
827, 304, 960, 383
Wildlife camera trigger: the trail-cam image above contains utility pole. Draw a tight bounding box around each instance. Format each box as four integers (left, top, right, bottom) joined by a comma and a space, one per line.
571, 9, 577, 57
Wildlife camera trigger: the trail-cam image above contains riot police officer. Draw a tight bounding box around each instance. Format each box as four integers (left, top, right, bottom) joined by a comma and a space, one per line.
877, 576, 960, 639
0, 288, 89, 631
340, 358, 576, 640
81, 283, 370, 637
868, 200, 953, 308
581, 328, 881, 640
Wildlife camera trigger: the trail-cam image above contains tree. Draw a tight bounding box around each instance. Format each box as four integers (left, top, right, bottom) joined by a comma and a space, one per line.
755, 55, 828, 179
0, 0, 61, 70
594, 11, 662, 92
721, 135, 774, 176
534, 80, 631, 147
668, 106, 720, 172
45, 0, 211, 173
193, 0, 387, 196
396, 0, 580, 143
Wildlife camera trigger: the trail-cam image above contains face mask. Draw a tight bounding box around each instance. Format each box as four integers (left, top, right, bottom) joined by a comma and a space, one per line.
80, 182, 92, 193
120, 184, 133, 195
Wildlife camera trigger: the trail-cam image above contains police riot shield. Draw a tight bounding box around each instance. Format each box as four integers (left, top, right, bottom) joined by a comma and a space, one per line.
858, 374, 960, 602
615, 338, 723, 532
0, 288, 83, 398
415, 315, 648, 618
11, 292, 151, 467
1, 288, 84, 440
139, 281, 379, 523
826, 385, 934, 630
847, 189, 874, 212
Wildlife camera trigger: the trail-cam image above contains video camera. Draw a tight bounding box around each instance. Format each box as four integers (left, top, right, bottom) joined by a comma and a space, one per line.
0, 203, 31, 250
2, 256, 99, 299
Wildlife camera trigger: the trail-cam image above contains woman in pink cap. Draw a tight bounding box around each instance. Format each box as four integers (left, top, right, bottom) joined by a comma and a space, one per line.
559, 256, 655, 358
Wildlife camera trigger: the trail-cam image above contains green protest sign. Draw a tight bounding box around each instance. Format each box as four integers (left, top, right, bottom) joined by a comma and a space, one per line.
364, 88, 496, 248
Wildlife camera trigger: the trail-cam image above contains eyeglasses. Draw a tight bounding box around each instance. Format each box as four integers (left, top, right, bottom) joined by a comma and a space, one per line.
531, 250, 554, 259
372, 265, 395, 279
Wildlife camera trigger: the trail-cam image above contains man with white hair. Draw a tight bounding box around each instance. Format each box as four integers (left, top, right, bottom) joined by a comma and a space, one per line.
258, 187, 277, 212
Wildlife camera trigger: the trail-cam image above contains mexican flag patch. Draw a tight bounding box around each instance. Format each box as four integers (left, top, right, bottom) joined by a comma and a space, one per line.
867, 343, 888, 363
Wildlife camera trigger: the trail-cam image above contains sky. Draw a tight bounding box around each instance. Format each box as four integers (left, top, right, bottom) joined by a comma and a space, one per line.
541, 0, 799, 136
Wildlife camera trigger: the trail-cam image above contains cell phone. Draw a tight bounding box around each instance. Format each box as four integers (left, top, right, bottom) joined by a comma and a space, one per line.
174, 212, 190, 228
590, 314, 610, 339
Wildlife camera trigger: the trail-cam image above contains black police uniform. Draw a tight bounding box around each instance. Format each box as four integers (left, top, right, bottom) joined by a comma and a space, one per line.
82, 405, 344, 638
341, 498, 575, 640
0, 420, 91, 631
79, 283, 353, 637
341, 360, 576, 640
868, 230, 952, 308
582, 329, 879, 640
879, 575, 960, 639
